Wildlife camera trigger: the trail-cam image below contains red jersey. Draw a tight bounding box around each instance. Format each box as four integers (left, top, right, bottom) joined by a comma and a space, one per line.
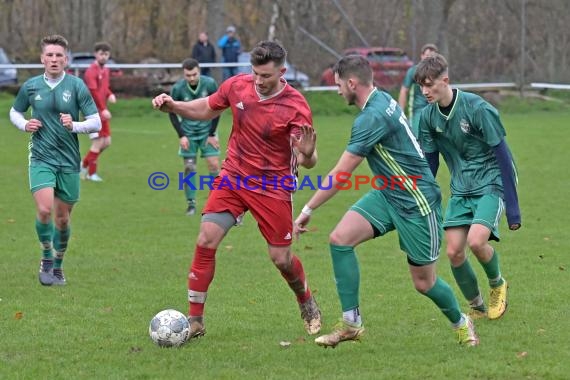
208, 74, 313, 200
83, 61, 113, 112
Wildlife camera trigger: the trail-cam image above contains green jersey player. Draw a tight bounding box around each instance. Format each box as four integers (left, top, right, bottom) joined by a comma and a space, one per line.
294, 55, 478, 348
415, 53, 521, 321
169, 58, 220, 215
9, 35, 101, 286
398, 44, 438, 137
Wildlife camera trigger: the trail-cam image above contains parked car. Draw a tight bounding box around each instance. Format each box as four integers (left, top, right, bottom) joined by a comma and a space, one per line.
0, 47, 18, 86
237, 52, 310, 89
66, 52, 123, 78
320, 47, 413, 90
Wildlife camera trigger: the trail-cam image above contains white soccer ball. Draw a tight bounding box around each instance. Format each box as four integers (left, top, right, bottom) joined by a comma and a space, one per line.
149, 309, 190, 347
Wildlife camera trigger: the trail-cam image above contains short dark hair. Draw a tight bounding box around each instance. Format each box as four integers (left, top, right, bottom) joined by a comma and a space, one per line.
94, 41, 111, 52
420, 43, 438, 55
182, 58, 200, 71
414, 53, 448, 85
332, 55, 373, 85
41, 34, 69, 52
250, 40, 286, 67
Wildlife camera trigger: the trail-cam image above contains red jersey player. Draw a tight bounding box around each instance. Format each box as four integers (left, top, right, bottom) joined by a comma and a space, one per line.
80, 41, 116, 182
152, 40, 321, 341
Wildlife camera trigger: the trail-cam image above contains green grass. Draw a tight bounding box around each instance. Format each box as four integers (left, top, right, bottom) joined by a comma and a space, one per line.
1, 92, 569, 379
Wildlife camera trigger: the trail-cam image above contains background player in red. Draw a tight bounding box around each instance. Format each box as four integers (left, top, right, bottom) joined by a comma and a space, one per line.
152, 40, 321, 340
80, 41, 116, 182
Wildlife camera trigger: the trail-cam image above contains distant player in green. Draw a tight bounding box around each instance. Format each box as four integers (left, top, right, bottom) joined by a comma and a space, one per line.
9, 34, 101, 286
398, 43, 438, 137
294, 55, 478, 348
169, 58, 220, 215
415, 53, 521, 320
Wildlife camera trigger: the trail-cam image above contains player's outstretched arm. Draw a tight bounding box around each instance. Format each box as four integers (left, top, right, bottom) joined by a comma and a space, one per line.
152, 94, 222, 121
294, 151, 364, 238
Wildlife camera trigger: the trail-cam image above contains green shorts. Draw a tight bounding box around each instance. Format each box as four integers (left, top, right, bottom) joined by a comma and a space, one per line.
443, 194, 504, 241
29, 164, 80, 204
350, 190, 442, 265
179, 136, 220, 159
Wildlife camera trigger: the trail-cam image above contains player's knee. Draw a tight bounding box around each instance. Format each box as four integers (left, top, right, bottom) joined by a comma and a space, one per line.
271, 255, 290, 272
36, 207, 52, 222
466, 236, 486, 254
328, 229, 346, 246
446, 247, 466, 264
54, 215, 70, 230
184, 159, 196, 174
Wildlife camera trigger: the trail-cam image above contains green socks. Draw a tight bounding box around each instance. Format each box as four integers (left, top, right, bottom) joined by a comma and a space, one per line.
424, 277, 462, 324
53, 227, 70, 269
35, 219, 54, 259
330, 244, 360, 312
451, 259, 481, 302
479, 249, 504, 287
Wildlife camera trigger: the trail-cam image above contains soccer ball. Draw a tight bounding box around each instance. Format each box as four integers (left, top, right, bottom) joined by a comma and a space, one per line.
149, 309, 190, 347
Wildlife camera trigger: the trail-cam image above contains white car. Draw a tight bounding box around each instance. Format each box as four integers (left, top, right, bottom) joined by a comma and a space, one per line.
0, 47, 17, 86
237, 52, 310, 90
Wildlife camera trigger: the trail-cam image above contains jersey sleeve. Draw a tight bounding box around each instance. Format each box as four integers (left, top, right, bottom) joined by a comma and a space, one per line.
207, 78, 219, 94
170, 82, 181, 100
287, 95, 313, 137
12, 82, 31, 113
474, 103, 505, 147
77, 81, 99, 117
346, 112, 386, 157
83, 66, 106, 111
208, 77, 232, 111
418, 108, 438, 153
402, 66, 415, 89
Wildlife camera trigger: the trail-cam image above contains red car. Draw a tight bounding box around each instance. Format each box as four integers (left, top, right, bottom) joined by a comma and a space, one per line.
320, 47, 413, 90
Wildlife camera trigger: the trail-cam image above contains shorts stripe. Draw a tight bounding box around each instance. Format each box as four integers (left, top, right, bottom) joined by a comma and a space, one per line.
494, 197, 505, 228
428, 211, 440, 261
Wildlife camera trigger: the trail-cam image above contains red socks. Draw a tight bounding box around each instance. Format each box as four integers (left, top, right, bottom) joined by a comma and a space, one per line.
82, 150, 100, 175
188, 246, 217, 316
279, 255, 311, 304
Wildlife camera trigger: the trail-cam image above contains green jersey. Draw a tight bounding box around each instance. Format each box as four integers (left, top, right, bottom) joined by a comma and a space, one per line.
419, 90, 508, 197
170, 76, 218, 140
13, 73, 98, 172
346, 89, 441, 218
402, 65, 428, 119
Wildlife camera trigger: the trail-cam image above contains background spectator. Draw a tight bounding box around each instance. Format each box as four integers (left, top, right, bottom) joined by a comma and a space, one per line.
217, 25, 241, 81
191, 32, 217, 77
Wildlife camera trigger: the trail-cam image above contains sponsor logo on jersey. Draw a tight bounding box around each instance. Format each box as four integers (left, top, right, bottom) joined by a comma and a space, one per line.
460, 119, 471, 133
236, 101, 244, 110
62, 90, 72, 103
34, 94, 42, 101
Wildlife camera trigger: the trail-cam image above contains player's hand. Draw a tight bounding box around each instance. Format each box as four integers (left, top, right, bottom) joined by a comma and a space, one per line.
152, 93, 174, 112
180, 136, 189, 150
509, 223, 521, 231
59, 113, 73, 131
101, 109, 112, 120
293, 212, 311, 240
25, 118, 42, 132
292, 125, 316, 158
108, 94, 117, 104
206, 136, 219, 150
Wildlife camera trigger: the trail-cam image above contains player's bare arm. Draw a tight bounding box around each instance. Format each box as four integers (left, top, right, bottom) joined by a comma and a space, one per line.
293, 125, 317, 168
152, 93, 222, 121
294, 151, 364, 238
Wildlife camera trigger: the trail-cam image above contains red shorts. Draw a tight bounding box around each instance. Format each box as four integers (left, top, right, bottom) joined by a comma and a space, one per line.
97, 119, 111, 138
203, 177, 294, 246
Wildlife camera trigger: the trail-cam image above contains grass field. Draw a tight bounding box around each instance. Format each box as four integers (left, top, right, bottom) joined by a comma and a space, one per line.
1, 92, 569, 379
